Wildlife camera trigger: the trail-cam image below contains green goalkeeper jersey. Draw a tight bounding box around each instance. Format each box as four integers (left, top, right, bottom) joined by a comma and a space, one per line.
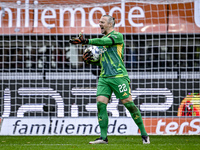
88, 30, 129, 78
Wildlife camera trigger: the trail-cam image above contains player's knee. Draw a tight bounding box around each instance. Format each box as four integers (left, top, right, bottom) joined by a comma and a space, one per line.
121, 95, 132, 104
97, 96, 109, 104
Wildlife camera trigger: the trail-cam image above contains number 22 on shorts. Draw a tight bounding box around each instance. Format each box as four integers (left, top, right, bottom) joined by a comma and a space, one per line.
118, 84, 127, 93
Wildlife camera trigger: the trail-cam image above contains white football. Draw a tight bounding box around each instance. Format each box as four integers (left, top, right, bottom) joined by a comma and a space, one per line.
85, 46, 100, 62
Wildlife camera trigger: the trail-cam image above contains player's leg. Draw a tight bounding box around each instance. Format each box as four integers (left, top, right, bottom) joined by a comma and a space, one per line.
89, 96, 109, 144
121, 96, 150, 144
111, 77, 150, 144
97, 96, 109, 140
89, 78, 111, 144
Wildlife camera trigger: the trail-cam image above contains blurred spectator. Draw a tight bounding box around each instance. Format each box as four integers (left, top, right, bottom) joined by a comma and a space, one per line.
56, 47, 70, 69
37, 46, 53, 70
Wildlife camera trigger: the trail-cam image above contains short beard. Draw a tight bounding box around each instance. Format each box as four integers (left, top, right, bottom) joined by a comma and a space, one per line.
101, 29, 107, 35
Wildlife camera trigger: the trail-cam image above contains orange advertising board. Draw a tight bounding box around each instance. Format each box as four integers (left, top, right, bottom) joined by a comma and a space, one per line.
0, 1, 200, 34
142, 117, 200, 135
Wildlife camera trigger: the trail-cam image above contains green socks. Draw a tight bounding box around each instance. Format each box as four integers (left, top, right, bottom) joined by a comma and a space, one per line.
96, 101, 147, 139
124, 101, 148, 136
97, 101, 108, 140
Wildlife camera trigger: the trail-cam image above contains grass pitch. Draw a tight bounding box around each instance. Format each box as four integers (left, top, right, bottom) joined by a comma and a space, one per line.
0, 135, 199, 150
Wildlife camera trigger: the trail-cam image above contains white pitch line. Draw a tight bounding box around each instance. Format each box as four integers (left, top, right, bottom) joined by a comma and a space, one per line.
0, 144, 76, 146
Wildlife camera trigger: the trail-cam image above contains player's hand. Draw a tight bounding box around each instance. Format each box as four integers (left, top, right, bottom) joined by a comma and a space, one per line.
69, 31, 89, 44
83, 49, 93, 63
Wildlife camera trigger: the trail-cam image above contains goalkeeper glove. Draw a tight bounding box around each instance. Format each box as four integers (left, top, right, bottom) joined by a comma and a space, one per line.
69, 34, 89, 44
83, 49, 93, 63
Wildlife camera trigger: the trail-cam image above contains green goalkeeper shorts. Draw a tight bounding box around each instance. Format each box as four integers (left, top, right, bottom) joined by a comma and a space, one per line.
96, 76, 131, 100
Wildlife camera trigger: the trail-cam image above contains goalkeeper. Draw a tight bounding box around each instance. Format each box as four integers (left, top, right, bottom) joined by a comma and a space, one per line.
70, 15, 150, 144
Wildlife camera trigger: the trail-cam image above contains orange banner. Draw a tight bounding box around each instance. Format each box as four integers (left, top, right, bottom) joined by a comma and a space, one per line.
0, 1, 200, 34
143, 118, 200, 135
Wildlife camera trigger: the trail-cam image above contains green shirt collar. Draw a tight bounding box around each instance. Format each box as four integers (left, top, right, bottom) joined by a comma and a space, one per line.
105, 30, 115, 37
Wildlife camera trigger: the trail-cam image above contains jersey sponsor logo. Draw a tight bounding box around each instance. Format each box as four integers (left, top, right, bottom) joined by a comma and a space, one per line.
99, 47, 107, 54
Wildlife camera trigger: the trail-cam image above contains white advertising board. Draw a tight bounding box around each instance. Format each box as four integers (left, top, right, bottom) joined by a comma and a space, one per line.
0, 117, 139, 135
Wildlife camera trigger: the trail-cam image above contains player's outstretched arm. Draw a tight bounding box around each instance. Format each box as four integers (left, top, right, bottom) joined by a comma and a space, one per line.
69, 30, 115, 46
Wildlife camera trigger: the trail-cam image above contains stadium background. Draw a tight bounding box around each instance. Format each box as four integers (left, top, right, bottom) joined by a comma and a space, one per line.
0, 0, 199, 135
